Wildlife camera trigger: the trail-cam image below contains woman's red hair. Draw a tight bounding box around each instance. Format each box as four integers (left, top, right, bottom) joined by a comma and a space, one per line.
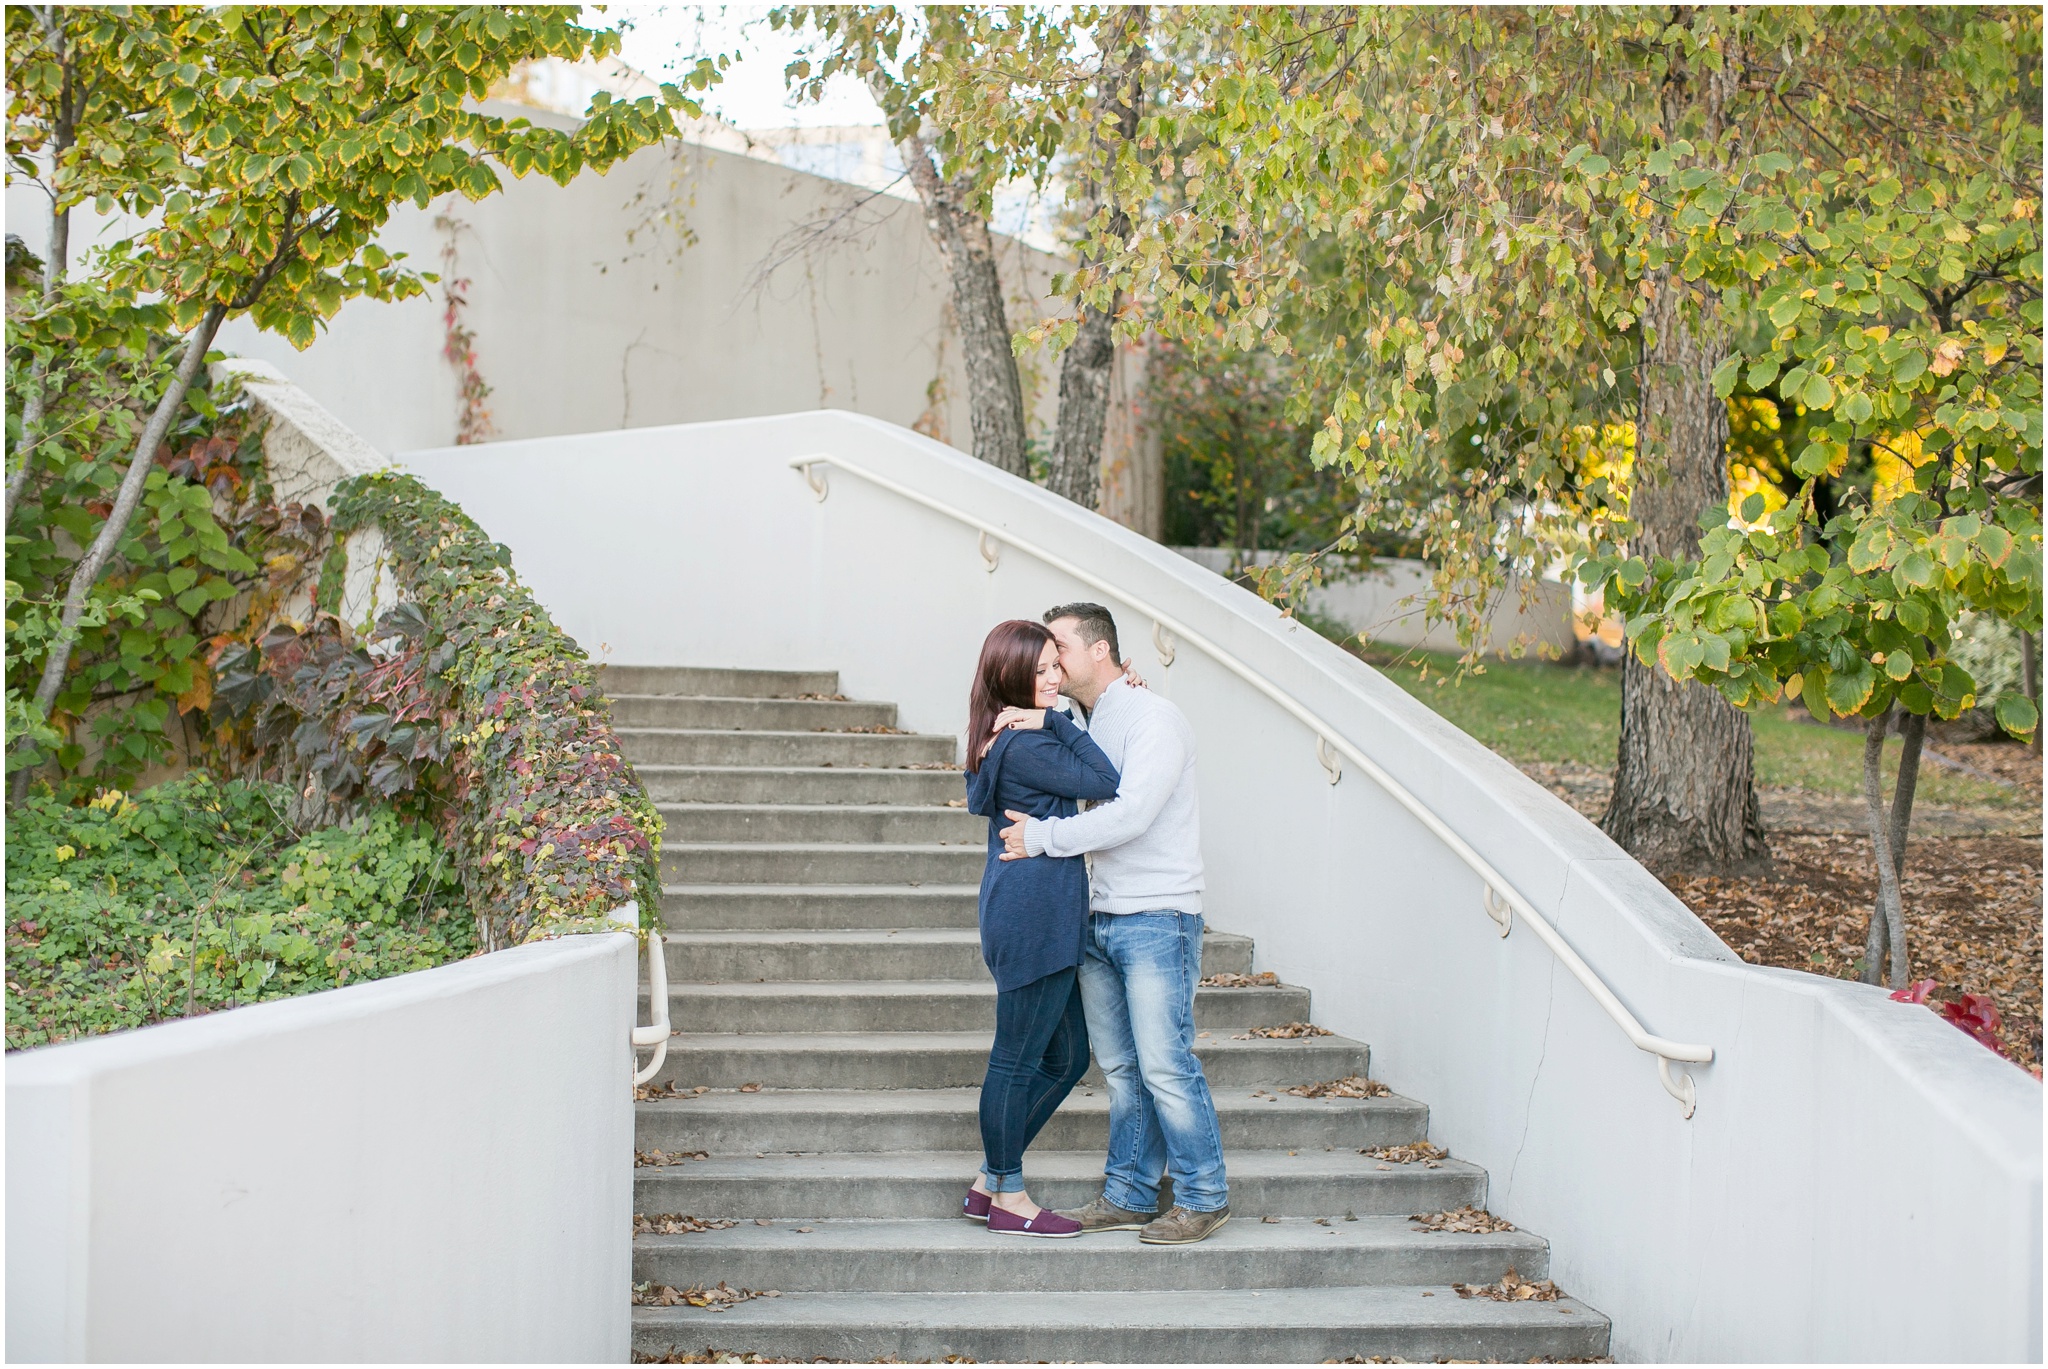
965, 620, 1054, 773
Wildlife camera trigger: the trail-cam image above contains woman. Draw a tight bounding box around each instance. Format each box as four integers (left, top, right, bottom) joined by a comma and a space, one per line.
960, 619, 1120, 1238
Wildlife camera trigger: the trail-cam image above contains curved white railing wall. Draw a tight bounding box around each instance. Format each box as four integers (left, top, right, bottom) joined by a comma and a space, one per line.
403, 410, 2041, 1363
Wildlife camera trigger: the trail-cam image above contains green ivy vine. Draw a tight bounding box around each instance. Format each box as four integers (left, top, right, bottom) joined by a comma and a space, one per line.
316, 471, 664, 947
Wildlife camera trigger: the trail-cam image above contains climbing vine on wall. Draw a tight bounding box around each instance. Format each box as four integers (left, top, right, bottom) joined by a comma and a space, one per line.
435, 214, 496, 446
212, 472, 662, 948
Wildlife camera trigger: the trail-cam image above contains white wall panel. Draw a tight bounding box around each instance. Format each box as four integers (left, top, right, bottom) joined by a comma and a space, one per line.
7, 934, 635, 1363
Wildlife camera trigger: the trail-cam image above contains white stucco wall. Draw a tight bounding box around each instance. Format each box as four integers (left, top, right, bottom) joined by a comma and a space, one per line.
1172, 546, 1575, 656
4, 101, 1162, 536
6, 933, 636, 1363
399, 409, 2042, 1363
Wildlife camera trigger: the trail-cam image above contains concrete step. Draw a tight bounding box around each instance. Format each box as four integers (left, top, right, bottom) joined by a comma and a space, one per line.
599, 665, 840, 699
638, 765, 964, 806
662, 843, 985, 886
655, 979, 1312, 1034
631, 1285, 1607, 1365
632, 1147, 1481, 1220
643, 1028, 1366, 1090
609, 694, 899, 732
630, 1216, 1545, 1293
660, 929, 1255, 984
615, 728, 955, 768
658, 802, 984, 845
634, 1086, 1422, 1153
662, 884, 980, 930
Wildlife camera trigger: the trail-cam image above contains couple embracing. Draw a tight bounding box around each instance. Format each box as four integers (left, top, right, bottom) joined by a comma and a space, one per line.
960, 602, 1229, 1244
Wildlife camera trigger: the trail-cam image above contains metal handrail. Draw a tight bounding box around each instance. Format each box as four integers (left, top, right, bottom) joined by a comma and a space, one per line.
631, 926, 669, 1088
790, 452, 1714, 1117
619, 908, 669, 1088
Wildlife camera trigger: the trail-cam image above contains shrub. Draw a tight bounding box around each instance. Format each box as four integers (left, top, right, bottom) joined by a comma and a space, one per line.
213, 471, 662, 949
5, 315, 330, 794
4, 772, 473, 1050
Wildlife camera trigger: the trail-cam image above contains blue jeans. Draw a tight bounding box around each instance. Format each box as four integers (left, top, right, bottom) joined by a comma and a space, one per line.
979, 967, 1090, 1193
1077, 910, 1229, 1213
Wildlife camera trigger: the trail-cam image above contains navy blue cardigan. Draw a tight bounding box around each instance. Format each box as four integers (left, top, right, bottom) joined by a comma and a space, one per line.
963, 708, 1121, 992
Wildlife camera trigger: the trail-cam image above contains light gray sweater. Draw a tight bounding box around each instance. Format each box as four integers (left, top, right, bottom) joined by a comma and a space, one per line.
1021, 677, 1204, 916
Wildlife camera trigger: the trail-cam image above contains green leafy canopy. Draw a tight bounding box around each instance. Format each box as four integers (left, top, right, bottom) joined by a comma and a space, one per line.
9, 5, 720, 348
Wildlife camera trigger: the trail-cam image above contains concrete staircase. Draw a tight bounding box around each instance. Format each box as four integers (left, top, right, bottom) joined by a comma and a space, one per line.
609, 665, 1610, 1363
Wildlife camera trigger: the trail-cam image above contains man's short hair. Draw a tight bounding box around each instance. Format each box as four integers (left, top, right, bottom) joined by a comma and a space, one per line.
1043, 602, 1120, 664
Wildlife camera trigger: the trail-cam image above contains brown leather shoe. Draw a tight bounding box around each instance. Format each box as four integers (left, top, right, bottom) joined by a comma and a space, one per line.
1056, 1194, 1158, 1233
1138, 1204, 1231, 1245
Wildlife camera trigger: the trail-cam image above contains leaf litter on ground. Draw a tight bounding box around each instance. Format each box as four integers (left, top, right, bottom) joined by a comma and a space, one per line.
635, 1214, 738, 1235
632, 1281, 780, 1310
1411, 1205, 1514, 1234
1200, 971, 1279, 987
1664, 833, 2042, 1067
636, 1149, 710, 1167
1362, 1141, 1448, 1167
1453, 1267, 1562, 1302
1233, 1021, 1332, 1039
1286, 1075, 1389, 1098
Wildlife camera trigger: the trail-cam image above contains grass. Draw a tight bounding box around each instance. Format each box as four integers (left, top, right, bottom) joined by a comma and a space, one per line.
1350, 642, 2023, 810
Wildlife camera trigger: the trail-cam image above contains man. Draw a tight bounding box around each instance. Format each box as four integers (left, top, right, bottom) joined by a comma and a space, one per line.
994, 602, 1229, 1245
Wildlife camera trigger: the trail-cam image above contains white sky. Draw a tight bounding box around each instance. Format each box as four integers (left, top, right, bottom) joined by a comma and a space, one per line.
594, 5, 886, 129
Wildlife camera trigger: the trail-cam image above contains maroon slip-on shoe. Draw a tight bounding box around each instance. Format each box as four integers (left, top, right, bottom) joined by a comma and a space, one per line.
987, 1205, 1082, 1238
962, 1186, 992, 1222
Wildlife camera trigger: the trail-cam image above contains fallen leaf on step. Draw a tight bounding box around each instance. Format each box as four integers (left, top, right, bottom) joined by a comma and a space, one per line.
1453, 1267, 1560, 1301
1362, 1141, 1447, 1168
631, 1280, 778, 1309
635, 1149, 709, 1167
634, 1213, 737, 1235
794, 1227, 813, 1233
1232, 1022, 1332, 1040
1411, 1206, 1514, 1234
1199, 971, 1279, 988
1261, 1215, 1280, 1223
946, 798, 967, 808
738, 1082, 762, 1093
1285, 1075, 1387, 1099
754, 1219, 772, 1226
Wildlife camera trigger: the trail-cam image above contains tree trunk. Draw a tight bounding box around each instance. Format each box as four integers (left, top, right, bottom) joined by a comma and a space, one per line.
1044, 8, 1147, 510
1888, 709, 1924, 883
2023, 629, 2040, 754
6, 139, 72, 529
10, 304, 227, 804
1604, 19, 1768, 874
1866, 710, 1927, 974
1045, 304, 1112, 507
896, 130, 1029, 478
1859, 707, 1911, 987
1601, 272, 1770, 873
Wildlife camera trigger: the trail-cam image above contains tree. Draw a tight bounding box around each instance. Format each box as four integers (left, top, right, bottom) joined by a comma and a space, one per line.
1149, 333, 1354, 561
1059, 6, 2040, 877
775, 5, 1153, 503
4, 5, 103, 527
5, 5, 715, 799
1585, 8, 2042, 985
1051, 8, 1769, 868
